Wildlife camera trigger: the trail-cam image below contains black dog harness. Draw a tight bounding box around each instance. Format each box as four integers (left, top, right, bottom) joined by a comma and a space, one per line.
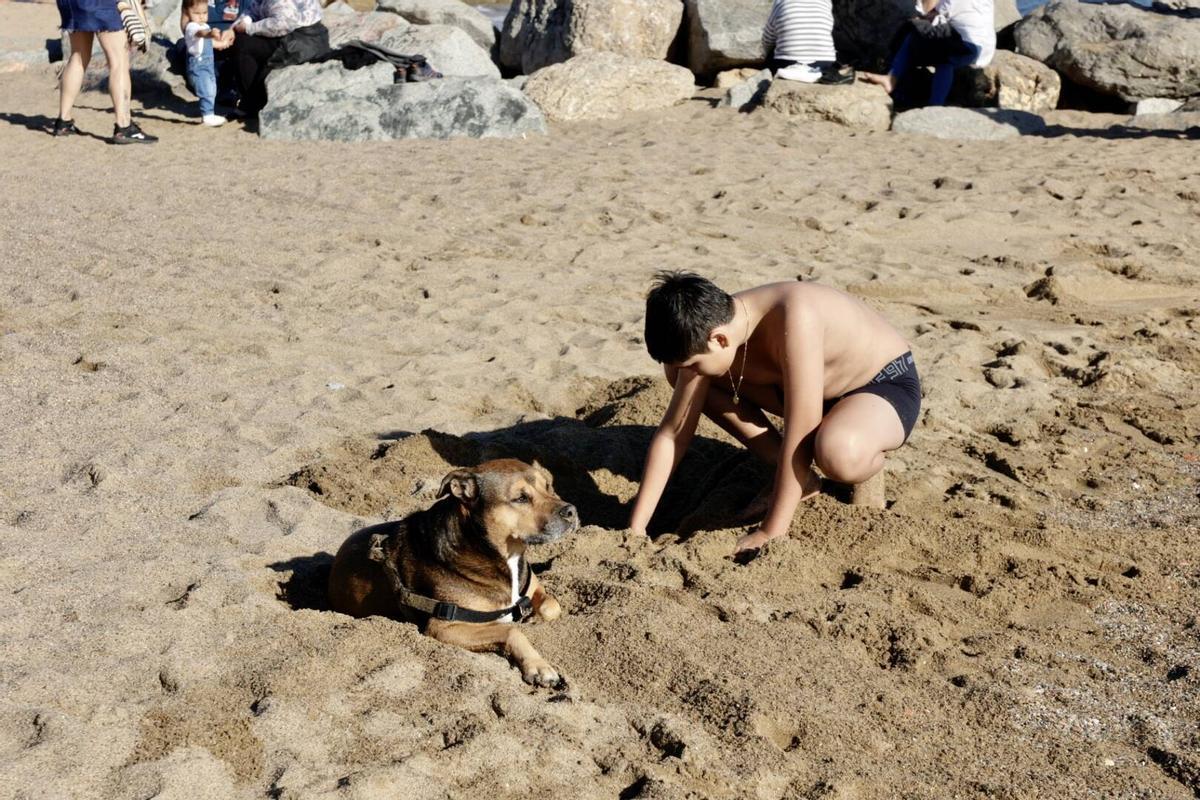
370, 532, 535, 624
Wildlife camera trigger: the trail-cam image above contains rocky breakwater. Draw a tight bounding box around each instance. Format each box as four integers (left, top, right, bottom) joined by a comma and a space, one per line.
761, 78, 893, 130
500, 0, 683, 75
1015, 0, 1200, 102
259, 21, 543, 141
522, 51, 696, 121
376, 0, 499, 55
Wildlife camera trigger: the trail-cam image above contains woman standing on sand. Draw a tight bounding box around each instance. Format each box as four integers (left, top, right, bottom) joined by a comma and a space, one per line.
860, 0, 995, 107
53, 0, 158, 143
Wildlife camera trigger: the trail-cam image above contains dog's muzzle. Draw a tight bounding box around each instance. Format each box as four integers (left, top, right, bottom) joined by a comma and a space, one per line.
526, 503, 579, 544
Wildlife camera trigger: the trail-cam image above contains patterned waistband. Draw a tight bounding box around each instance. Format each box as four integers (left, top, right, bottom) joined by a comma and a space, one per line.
869, 351, 915, 384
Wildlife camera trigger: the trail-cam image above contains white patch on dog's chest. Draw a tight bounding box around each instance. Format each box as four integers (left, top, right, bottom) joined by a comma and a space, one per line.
500, 554, 520, 623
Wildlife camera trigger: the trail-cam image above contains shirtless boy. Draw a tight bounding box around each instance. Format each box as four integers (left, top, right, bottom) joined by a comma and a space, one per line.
627, 272, 921, 553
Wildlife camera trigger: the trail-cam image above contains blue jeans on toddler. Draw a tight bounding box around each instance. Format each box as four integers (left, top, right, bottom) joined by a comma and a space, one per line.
186, 39, 217, 117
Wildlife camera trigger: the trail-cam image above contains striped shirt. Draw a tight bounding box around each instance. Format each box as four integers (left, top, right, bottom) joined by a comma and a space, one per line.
762, 0, 836, 65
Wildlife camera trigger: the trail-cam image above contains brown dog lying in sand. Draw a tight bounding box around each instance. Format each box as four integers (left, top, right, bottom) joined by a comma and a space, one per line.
328, 459, 578, 687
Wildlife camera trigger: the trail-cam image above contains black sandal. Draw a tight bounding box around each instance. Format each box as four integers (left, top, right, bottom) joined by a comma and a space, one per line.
818, 64, 856, 86
51, 118, 80, 136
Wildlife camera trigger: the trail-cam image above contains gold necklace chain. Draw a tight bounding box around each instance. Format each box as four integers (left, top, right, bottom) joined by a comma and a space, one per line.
727, 298, 749, 405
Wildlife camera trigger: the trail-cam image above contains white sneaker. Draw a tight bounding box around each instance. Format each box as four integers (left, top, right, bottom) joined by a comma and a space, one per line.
201, 114, 227, 127
776, 63, 822, 84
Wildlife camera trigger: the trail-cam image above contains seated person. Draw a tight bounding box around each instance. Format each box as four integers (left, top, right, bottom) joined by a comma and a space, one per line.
860, 0, 995, 106
628, 273, 921, 553
762, 0, 853, 85
229, 0, 328, 116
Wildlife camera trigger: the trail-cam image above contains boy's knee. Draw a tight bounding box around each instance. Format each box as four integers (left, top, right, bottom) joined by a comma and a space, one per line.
663, 364, 679, 388
814, 428, 872, 482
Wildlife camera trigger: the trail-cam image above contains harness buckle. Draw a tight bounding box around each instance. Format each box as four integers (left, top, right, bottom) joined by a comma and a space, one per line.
431, 602, 458, 622
514, 595, 534, 622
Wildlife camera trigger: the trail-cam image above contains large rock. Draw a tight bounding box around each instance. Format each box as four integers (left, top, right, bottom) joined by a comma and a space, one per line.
993, 0, 1021, 30
500, 0, 683, 75
325, 8, 410, 48
144, 0, 183, 35
522, 51, 695, 122
961, 50, 1060, 112
259, 62, 546, 140
761, 78, 892, 130
891, 106, 1047, 139
380, 24, 500, 78
1015, 0, 1200, 101
1124, 111, 1200, 132
375, 0, 498, 55
684, 0, 771, 76
719, 68, 771, 109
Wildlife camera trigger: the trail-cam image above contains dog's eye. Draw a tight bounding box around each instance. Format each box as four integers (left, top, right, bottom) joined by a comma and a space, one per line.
513, 492, 531, 504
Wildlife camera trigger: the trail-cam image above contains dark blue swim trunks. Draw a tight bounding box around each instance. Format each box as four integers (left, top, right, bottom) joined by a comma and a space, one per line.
830, 351, 922, 442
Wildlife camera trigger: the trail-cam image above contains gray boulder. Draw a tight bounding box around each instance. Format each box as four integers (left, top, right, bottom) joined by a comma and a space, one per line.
684, 0, 771, 76
522, 52, 695, 122
260, 62, 546, 140
375, 0, 498, 55
1015, 0, 1200, 101
326, 9, 410, 47
891, 106, 1047, 139
719, 68, 772, 110
761, 78, 892, 130
961, 50, 1060, 112
380, 24, 500, 78
144, 0, 183, 35
993, 0, 1021, 30
1135, 97, 1184, 115
1124, 111, 1200, 132
500, 0, 683, 75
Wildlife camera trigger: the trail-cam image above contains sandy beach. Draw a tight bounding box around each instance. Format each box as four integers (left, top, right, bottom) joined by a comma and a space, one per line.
1, 2, 1199, 796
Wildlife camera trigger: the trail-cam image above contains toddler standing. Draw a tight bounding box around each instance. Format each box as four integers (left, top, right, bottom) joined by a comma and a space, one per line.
181, 0, 231, 126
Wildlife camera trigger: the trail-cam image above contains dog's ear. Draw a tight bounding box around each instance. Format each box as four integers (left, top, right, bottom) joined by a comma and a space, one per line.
438, 469, 479, 506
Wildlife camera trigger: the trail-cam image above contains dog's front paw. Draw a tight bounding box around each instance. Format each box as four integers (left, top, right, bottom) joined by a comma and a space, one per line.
537, 595, 562, 622
522, 660, 564, 689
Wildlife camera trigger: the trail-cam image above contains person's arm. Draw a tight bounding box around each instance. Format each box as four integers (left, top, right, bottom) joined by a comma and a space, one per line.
628, 370, 708, 536
756, 308, 824, 541
240, 0, 317, 37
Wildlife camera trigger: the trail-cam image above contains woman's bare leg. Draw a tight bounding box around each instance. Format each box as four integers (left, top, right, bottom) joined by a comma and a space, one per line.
59, 31, 94, 121
96, 30, 131, 127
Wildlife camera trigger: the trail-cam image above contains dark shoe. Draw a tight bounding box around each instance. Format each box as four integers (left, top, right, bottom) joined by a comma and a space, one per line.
406, 60, 442, 82
111, 122, 158, 144
51, 118, 80, 137
818, 64, 855, 86
393, 64, 409, 83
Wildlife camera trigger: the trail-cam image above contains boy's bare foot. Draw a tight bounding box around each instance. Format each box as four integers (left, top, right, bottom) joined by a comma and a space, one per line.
858, 71, 896, 94
851, 471, 886, 509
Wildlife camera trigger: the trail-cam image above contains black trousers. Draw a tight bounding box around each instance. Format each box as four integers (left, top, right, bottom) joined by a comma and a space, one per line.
231, 32, 283, 115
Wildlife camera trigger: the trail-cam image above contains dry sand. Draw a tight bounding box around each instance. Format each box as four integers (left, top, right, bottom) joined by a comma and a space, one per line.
1, 3, 1198, 797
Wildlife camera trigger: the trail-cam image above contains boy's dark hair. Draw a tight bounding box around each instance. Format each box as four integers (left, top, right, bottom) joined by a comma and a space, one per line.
644, 271, 734, 364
